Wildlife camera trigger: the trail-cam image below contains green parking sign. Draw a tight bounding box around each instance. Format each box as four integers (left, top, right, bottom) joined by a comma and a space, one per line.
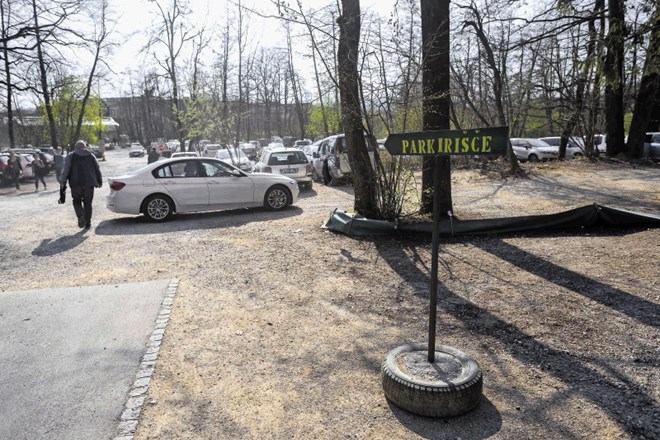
384, 126, 509, 156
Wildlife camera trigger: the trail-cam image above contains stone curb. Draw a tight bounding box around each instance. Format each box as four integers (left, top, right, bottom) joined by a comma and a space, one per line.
113, 278, 179, 440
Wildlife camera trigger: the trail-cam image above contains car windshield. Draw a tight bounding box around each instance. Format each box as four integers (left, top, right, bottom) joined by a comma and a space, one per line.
267, 151, 308, 165
528, 139, 552, 148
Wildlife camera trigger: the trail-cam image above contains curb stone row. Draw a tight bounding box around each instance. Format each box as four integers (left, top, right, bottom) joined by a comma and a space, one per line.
113, 278, 179, 440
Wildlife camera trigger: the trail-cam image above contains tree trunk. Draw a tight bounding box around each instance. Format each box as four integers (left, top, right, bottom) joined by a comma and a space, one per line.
625, 3, 660, 159
1, 0, 15, 148
420, 0, 452, 215
604, 0, 626, 156
32, 0, 58, 147
337, 0, 378, 218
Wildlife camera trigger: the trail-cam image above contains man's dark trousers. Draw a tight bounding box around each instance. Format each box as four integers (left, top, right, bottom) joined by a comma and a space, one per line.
71, 186, 95, 225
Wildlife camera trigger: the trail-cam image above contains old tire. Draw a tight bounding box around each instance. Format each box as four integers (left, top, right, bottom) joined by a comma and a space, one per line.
143, 194, 174, 222
264, 185, 291, 211
382, 343, 482, 418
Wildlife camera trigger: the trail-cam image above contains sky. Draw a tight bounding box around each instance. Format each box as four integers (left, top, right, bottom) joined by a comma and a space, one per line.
106, 0, 396, 97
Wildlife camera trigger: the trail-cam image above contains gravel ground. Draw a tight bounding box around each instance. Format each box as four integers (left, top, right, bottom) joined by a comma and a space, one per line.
1, 153, 658, 439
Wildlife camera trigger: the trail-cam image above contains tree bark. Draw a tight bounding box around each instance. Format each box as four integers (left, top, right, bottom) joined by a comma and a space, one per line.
604, 0, 626, 156
420, 0, 452, 215
337, 0, 378, 218
625, 3, 660, 159
1, 0, 15, 148
32, 0, 58, 147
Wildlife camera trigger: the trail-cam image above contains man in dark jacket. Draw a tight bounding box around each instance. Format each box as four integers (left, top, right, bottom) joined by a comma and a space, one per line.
147, 147, 160, 164
60, 140, 103, 229
6, 151, 23, 190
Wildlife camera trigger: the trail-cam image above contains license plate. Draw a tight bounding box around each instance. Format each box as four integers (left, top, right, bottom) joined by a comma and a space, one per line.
281, 168, 298, 174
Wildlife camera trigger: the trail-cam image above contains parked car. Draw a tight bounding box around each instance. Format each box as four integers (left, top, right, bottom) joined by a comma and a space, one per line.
202, 143, 224, 157
11, 147, 51, 172
238, 142, 258, 161
171, 151, 200, 158
294, 139, 312, 148
0, 155, 8, 186
593, 134, 607, 155
106, 157, 299, 222
129, 143, 145, 157
216, 148, 254, 173
90, 145, 104, 159
302, 142, 321, 164
510, 138, 558, 162
538, 136, 585, 158
254, 147, 313, 190
38, 146, 57, 170
643, 132, 660, 162
1, 152, 34, 181
311, 134, 375, 185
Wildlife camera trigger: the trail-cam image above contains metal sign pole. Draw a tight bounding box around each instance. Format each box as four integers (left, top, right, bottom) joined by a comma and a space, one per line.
428, 155, 441, 363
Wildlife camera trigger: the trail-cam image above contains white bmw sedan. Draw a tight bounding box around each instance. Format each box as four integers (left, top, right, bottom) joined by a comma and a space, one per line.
106, 157, 299, 222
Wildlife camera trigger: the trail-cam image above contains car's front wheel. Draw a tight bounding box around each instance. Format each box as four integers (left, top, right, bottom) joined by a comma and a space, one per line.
264, 185, 291, 210
143, 194, 174, 222
528, 153, 539, 162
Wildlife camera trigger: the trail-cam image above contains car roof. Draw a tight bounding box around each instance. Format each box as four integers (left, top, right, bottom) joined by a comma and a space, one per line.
264, 147, 304, 153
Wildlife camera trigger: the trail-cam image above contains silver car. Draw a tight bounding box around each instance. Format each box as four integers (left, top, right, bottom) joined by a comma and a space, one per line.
106, 157, 299, 222
510, 138, 558, 162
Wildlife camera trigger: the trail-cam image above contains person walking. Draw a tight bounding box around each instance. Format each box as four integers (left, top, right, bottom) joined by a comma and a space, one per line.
53, 147, 64, 183
6, 151, 22, 190
60, 140, 103, 229
32, 153, 47, 191
147, 147, 160, 164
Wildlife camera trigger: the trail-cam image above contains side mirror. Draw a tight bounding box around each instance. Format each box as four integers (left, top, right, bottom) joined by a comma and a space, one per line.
232, 169, 243, 177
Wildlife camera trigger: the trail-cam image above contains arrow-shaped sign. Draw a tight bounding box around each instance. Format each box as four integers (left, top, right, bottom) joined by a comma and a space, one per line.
384, 126, 509, 156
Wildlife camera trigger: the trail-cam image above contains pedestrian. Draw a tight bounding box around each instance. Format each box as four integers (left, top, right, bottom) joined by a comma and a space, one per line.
59, 140, 103, 229
32, 153, 47, 191
53, 147, 64, 183
6, 151, 22, 190
147, 147, 160, 164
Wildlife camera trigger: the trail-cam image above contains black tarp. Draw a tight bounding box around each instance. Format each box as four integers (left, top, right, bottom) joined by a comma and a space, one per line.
323, 204, 660, 237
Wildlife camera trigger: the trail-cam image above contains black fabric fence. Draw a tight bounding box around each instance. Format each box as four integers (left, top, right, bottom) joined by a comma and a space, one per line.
323, 204, 660, 237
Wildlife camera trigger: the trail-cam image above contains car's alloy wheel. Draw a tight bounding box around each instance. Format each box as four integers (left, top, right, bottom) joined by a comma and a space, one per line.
528, 154, 539, 162
264, 186, 290, 210
143, 194, 173, 222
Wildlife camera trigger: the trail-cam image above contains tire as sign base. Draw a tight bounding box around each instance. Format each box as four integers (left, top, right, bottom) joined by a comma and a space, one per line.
264, 185, 291, 211
382, 343, 482, 418
143, 194, 174, 222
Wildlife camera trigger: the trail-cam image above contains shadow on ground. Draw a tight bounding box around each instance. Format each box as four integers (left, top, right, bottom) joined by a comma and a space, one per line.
373, 232, 659, 439
32, 229, 89, 256
388, 396, 501, 439
95, 206, 303, 236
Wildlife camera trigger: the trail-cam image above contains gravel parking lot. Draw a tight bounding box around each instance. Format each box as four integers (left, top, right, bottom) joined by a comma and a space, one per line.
1, 151, 658, 439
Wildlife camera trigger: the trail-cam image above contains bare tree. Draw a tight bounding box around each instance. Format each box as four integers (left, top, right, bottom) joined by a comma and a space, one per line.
30, 0, 83, 148
72, 0, 112, 146
460, 1, 522, 176
146, 0, 199, 151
